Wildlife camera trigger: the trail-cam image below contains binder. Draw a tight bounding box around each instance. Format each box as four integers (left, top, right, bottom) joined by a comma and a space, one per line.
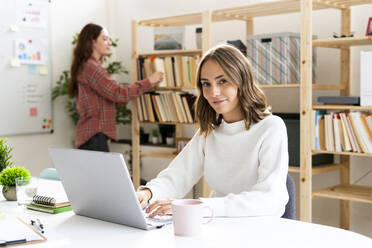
0, 217, 46, 246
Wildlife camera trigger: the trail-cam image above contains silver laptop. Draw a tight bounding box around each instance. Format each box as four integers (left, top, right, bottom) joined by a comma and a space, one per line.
48, 147, 171, 230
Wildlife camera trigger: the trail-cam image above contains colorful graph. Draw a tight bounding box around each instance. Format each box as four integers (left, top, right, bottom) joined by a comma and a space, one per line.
15, 38, 47, 65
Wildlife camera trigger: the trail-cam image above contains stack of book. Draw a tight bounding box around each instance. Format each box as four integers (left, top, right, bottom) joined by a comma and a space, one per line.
314, 111, 372, 154
26, 178, 72, 214
27, 195, 72, 214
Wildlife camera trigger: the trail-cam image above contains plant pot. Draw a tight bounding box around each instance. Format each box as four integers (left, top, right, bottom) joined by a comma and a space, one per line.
2, 186, 17, 201
151, 137, 159, 144
166, 137, 174, 145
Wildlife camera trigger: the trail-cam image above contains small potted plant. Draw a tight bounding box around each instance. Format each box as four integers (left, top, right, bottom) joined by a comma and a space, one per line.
151, 129, 160, 144
0, 166, 31, 201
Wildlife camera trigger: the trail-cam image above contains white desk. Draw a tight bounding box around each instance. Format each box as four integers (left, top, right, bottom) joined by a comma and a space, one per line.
0, 200, 371, 248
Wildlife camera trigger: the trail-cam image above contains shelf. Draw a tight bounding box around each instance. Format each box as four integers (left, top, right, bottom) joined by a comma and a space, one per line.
313, 36, 372, 48
289, 163, 343, 175
313, 150, 372, 157
259, 84, 300, 88
140, 121, 197, 125
259, 84, 344, 90
313, 184, 372, 204
137, 1, 372, 27
139, 49, 202, 57
140, 150, 177, 158
312, 105, 372, 110
152, 86, 196, 91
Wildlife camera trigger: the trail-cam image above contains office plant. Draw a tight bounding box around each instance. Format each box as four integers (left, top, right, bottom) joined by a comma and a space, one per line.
0, 166, 30, 201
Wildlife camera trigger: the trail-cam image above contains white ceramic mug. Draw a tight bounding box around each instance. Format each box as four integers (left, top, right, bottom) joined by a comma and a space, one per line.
171, 199, 213, 236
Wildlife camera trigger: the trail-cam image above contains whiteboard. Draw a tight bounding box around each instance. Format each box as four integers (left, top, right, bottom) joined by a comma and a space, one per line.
0, 0, 53, 136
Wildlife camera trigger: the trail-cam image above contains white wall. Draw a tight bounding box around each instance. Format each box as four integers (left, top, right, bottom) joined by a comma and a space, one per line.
4, 0, 372, 238
6, 0, 110, 175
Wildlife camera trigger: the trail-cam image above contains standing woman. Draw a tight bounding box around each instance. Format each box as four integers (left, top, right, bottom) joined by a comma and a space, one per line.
137, 44, 289, 218
69, 23, 163, 152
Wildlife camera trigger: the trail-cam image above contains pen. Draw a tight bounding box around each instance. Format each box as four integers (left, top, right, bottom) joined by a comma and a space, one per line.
36, 219, 44, 232
30, 219, 44, 234
0, 239, 27, 246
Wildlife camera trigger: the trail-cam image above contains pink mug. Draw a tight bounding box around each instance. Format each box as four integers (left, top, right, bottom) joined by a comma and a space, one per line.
171, 199, 213, 236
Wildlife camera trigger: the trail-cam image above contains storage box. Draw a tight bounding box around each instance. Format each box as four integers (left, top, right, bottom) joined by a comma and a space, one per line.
246, 32, 316, 85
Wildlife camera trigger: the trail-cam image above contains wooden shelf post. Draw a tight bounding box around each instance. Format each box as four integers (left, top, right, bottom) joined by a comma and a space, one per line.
131, 20, 141, 189
300, 0, 313, 222
201, 10, 212, 198
339, 7, 351, 230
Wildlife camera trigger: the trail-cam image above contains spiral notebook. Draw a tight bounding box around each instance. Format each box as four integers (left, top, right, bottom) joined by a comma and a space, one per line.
33, 179, 70, 207
32, 195, 70, 208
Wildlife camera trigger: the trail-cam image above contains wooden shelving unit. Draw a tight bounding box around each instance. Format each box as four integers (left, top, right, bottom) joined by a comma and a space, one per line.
131, 0, 372, 229
313, 185, 372, 204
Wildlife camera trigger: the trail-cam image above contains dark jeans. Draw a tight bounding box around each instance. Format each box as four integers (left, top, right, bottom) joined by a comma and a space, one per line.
78, 132, 109, 152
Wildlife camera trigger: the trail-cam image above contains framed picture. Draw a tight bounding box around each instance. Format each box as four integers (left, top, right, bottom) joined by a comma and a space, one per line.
366, 17, 372, 36
175, 137, 190, 154
154, 27, 185, 50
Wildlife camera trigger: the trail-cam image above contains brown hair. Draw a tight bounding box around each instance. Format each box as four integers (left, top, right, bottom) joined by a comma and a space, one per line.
195, 44, 270, 136
68, 23, 103, 97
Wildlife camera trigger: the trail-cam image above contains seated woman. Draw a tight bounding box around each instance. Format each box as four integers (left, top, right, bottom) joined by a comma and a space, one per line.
136, 44, 289, 218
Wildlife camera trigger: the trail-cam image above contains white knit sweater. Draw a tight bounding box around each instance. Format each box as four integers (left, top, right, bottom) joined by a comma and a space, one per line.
145, 114, 289, 217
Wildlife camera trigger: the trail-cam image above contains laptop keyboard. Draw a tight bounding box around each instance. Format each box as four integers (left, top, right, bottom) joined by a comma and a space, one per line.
143, 211, 173, 228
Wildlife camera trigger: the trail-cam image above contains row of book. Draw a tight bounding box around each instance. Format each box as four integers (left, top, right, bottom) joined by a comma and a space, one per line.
137, 92, 196, 123
314, 111, 372, 154
138, 55, 201, 88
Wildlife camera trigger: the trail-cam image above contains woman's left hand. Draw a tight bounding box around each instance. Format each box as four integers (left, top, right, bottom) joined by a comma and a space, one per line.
146, 199, 173, 217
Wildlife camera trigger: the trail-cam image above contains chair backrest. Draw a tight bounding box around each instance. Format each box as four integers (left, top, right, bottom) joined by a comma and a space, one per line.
39, 168, 60, 181
282, 173, 296, 219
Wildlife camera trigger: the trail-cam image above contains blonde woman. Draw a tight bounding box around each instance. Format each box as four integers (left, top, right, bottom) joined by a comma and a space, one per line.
137, 44, 288, 218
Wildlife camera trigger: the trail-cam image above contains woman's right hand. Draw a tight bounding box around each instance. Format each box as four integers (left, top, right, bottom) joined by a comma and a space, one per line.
148, 72, 164, 86
136, 188, 153, 209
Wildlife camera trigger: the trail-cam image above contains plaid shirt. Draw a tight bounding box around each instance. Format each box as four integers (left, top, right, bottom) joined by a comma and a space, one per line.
75, 57, 151, 148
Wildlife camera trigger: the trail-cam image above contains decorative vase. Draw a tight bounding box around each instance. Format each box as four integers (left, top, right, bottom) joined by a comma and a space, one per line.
2, 186, 17, 201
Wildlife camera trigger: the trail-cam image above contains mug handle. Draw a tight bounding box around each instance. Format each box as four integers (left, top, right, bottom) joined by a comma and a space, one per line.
202, 205, 214, 224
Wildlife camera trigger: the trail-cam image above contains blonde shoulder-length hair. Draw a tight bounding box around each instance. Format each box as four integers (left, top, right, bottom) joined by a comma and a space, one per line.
195, 44, 270, 137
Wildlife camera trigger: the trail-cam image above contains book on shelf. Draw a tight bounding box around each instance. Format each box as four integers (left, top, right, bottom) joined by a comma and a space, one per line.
138, 55, 200, 88
317, 96, 360, 105
361, 113, 372, 143
332, 113, 342, 152
152, 57, 167, 87
138, 92, 196, 123
315, 111, 372, 154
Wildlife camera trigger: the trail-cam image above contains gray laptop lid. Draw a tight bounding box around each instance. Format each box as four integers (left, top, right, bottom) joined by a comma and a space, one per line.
48, 147, 148, 230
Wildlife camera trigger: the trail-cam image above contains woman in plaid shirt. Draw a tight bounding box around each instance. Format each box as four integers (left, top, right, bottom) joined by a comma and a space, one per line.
68, 23, 163, 152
